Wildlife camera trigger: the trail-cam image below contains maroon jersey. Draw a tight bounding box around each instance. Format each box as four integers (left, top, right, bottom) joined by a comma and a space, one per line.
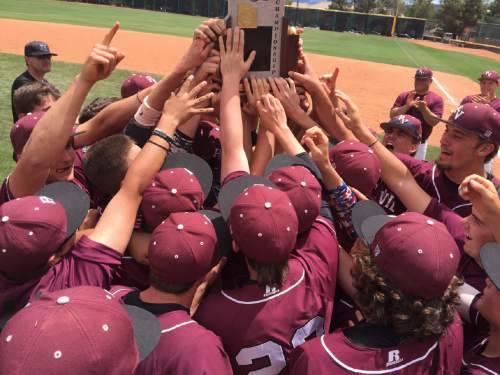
110, 287, 233, 375
400, 153, 498, 218
1, 236, 121, 322
393, 91, 444, 141
195, 217, 339, 374
289, 315, 463, 374
462, 338, 500, 374
28, 235, 122, 302
461, 95, 500, 112
373, 181, 408, 215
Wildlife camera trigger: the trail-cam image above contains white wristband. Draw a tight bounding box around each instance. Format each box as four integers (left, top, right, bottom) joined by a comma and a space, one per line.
457, 283, 480, 323
133, 96, 162, 128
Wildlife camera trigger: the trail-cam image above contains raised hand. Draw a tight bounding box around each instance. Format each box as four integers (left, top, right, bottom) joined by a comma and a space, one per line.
414, 100, 428, 112
334, 90, 373, 144
471, 95, 489, 104
268, 77, 302, 118
256, 94, 288, 133
80, 22, 125, 85
219, 27, 256, 81
301, 126, 330, 168
194, 18, 226, 43
243, 77, 270, 116
160, 75, 214, 129
459, 174, 500, 219
193, 49, 221, 84
178, 38, 214, 73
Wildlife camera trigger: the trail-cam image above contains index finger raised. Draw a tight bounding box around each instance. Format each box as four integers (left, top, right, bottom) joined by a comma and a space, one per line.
102, 21, 120, 46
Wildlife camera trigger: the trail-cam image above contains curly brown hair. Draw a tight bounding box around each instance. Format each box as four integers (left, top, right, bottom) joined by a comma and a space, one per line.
352, 243, 462, 339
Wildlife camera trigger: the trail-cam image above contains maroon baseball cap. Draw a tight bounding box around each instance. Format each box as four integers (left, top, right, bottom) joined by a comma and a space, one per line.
0, 286, 161, 375
446, 103, 500, 145
381, 114, 422, 142
0, 183, 89, 280
479, 70, 499, 83
329, 140, 381, 197
267, 161, 321, 234
192, 120, 221, 168
480, 243, 500, 289
121, 74, 156, 98
149, 211, 218, 284
219, 175, 298, 263
141, 153, 213, 231
352, 201, 460, 299
415, 67, 433, 79
10, 111, 45, 156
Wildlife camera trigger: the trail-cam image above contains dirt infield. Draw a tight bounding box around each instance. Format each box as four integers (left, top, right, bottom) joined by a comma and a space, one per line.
408, 38, 500, 61
1, 18, 498, 173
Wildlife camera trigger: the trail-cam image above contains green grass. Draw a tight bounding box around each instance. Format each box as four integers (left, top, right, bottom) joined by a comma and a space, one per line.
0, 52, 146, 180
0, 0, 498, 81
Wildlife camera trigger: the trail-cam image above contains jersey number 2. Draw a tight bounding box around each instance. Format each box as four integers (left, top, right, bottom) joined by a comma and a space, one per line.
235, 316, 324, 375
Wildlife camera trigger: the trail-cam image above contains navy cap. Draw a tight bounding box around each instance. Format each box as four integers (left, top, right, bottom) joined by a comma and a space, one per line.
24, 41, 57, 57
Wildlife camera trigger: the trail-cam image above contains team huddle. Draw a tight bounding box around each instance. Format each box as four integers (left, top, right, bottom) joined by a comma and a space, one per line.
1, 18, 500, 375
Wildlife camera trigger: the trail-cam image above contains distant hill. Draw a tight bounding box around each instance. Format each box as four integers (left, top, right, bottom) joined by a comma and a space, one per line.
289, 1, 331, 9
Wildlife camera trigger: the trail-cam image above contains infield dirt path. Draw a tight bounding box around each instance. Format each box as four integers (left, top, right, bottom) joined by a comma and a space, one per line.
1, 18, 497, 173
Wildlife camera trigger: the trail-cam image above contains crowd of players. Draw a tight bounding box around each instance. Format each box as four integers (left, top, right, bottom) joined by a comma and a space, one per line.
1, 18, 499, 374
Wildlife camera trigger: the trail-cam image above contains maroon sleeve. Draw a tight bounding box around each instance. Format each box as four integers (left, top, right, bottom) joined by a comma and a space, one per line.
392, 92, 407, 109
288, 339, 325, 375
29, 236, 122, 301
423, 198, 465, 249
429, 93, 444, 118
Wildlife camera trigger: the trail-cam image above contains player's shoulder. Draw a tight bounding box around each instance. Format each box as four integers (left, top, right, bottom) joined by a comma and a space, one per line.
462, 338, 500, 375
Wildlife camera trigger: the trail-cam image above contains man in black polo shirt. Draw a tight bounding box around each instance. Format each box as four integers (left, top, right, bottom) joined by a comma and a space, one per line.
11, 40, 57, 122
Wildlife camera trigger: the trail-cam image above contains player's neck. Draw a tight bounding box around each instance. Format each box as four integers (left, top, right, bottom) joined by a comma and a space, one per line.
444, 163, 486, 185
26, 66, 45, 81
483, 327, 500, 358
139, 287, 194, 310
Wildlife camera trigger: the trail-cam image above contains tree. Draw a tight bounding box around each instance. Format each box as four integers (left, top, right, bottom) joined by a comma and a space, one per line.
462, 0, 485, 28
329, 0, 348, 11
489, 0, 500, 17
406, 0, 435, 19
438, 0, 464, 36
353, 0, 378, 13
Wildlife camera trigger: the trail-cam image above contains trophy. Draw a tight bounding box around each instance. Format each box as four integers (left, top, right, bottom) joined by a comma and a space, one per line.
226, 0, 299, 78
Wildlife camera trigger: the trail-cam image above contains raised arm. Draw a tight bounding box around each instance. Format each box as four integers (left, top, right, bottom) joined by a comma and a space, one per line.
9, 23, 124, 198
219, 27, 256, 181
75, 25, 215, 147
335, 90, 432, 213
89, 76, 213, 253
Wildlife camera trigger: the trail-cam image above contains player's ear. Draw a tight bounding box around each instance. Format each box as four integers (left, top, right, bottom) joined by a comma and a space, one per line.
476, 141, 494, 159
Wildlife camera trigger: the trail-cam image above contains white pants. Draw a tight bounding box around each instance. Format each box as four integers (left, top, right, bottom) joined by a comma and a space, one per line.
416, 141, 428, 160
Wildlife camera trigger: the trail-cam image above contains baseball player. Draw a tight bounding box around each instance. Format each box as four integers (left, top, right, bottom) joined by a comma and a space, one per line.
390, 68, 444, 160
110, 211, 232, 374
381, 114, 422, 156
12, 81, 60, 119
11, 40, 58, 122
0, 286, 161, 375
288, 204, 463, 374
195, 29, 338, 373
462, 243, 500, 374
338, 91, 499, 217
461, 70, 500, 112
121, 73, 157, 98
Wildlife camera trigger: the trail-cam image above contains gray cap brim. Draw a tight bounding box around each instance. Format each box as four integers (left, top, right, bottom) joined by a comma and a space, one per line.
480, 242, 500, 290
37, 181, 90, 239
123, 304, 161, 361
351, 200, 389, 244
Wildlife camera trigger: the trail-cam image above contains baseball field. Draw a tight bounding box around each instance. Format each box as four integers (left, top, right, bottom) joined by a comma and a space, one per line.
1, 0, 499, 180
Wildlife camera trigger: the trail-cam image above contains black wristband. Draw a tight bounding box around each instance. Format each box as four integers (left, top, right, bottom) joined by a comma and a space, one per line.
147, 139, 170, 153
368, 139, 379, 148
152, 129, 175, 145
